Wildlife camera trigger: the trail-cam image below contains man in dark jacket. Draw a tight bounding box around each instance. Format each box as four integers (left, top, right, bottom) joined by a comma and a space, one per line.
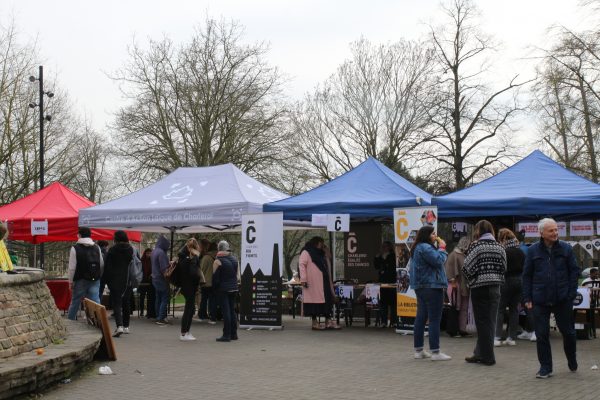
152, 235, 171, 325
213, 240, 239, 342
523, 218, 579, 379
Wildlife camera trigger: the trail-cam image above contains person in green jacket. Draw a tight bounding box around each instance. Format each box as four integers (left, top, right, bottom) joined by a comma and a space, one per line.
198, 240, 218, 323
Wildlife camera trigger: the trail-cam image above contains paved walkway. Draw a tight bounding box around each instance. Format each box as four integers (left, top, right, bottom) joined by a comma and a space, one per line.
34, 315, 600, 400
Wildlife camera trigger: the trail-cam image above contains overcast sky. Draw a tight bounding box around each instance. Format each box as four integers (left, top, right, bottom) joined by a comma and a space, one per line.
1, 0, 594, 143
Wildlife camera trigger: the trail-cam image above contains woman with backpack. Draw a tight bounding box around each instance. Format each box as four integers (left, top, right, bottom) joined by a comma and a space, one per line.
105, 230, 134, 337
179, 238, 204, 341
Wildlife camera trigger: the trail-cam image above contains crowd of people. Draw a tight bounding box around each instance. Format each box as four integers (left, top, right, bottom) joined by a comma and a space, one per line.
66, 227, 240, 343
60, 217, 588, 379
409, 217, 581, 379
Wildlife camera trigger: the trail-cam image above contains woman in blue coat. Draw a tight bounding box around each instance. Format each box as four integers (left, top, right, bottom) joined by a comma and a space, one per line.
409, 225, 451, 361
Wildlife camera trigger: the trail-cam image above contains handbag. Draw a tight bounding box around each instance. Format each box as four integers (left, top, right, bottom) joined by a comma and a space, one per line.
163, 260, 178, 281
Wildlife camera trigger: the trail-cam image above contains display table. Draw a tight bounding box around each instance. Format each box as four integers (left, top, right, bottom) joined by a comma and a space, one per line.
45, 279, 71, 311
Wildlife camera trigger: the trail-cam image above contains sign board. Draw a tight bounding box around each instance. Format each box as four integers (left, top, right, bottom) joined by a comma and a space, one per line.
517, 221, 567, 238
31, 220, 48, 236
83, 299, 116, 361
571, 221, 594, 237
343, 222, 381, 283
365, 284, 380, 306
394, 207, 438, 245
397, 289, 417, 318
326, 214, 349, 232
239, 212, 284, 329
451, 222, 468, 242
336, 285, 354, 300
573, 287, 591, 309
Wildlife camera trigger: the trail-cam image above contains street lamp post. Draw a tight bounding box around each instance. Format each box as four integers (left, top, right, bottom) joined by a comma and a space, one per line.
29, 66, 53, 269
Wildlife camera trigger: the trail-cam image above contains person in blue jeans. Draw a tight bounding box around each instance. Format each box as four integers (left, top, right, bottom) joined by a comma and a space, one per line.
67, 227, 104, 320
409, 225, 451, 361
151, 235, 171, 325
523, 218, 579, 379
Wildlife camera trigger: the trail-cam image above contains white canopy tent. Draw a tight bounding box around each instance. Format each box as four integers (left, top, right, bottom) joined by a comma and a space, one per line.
78, 164, 308, 233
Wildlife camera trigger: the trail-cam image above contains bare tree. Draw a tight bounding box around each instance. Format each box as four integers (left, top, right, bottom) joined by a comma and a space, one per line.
111, 17, 288, 189
536, 28, 600, 182
426, 0, 530, 191
291, 37, 436, 185
59, 119, 112, 202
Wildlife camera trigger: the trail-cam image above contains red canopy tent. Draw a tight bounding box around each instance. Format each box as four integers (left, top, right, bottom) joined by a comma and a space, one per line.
0, 182, 142, 243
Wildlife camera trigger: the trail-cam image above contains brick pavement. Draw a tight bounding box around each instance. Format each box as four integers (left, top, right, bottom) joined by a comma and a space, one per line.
33, 315, 600, 400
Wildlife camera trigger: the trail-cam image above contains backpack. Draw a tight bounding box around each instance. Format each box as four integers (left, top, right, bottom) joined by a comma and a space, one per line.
74, 243, 102, 281
127, 247, 143, 288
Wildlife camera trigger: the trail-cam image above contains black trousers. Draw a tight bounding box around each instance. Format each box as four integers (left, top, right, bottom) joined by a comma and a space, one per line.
379, 287, 398, 325
218, 291, 238, 339
181, 283, 199, 334
533, 300, 577, 372
138, 283, 156, 318
111, 286, 132, 328
470, 285, 501, 363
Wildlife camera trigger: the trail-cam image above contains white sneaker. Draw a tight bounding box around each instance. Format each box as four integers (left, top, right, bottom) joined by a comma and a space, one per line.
123, 327, 130, 334
113, 326, 124, 337
180, 333, 197, 341
207, 320, 217, 325
431, 352, 452, 361
530, 332, 537, 342
414, 350, 432, 359
494, 339, 503, 347
504, 338, 516, 346
517, 331, 531, 340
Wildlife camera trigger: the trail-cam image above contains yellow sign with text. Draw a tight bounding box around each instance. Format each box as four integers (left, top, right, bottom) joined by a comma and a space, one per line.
397, 291, 417, 318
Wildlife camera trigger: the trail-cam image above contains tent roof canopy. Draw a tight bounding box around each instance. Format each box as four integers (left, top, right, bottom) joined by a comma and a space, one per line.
263, 157, 432, 220
79, 163, 289, 232
0, 182, 141, 243
433, 150, 600, 218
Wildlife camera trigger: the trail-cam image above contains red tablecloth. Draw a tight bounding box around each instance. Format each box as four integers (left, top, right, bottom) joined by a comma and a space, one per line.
46, 280, 71, 311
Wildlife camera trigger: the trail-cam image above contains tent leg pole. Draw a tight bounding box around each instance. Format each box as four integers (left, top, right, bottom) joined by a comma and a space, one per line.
169, 228, 175, 260
332, 232, 336, 282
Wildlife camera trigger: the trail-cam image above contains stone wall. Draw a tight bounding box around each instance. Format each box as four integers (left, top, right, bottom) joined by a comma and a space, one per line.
0, 268, 67, 359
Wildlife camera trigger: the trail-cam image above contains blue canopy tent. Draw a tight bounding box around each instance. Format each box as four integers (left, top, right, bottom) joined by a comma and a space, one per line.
263, 157, 432, 219
433, 150, 600, 218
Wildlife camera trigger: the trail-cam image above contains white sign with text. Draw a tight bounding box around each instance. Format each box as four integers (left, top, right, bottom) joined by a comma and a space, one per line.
326, 214, 350, 232
31, 220, 48, 236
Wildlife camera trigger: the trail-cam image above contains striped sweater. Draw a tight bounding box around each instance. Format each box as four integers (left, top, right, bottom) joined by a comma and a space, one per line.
462, 239, 506, 288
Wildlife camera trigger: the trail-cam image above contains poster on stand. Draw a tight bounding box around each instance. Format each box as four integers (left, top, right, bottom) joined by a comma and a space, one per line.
365, 284, 380, 306
239, 212, 284, 329
396, 268, 418, 333
393, 206, 438, 245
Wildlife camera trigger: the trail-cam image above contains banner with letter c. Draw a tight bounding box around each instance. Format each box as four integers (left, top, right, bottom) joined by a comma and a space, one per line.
239, 212, 284, 329
394, 206, 438, 245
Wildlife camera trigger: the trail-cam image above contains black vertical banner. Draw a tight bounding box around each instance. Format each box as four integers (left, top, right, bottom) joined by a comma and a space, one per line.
240, 243, 282, 327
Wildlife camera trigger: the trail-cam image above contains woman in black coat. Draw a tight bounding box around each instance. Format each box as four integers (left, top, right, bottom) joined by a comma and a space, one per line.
178, 238, 204, 341
105, 230, 134, 337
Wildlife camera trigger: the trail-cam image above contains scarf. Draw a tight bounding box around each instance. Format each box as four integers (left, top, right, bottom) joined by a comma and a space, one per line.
303, 244, 329, 277
479, 233, 495, 241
